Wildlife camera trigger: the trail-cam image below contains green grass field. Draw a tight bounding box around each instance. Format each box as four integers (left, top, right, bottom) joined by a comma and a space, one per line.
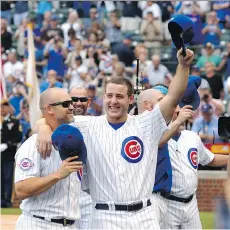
1, 209, 215, 229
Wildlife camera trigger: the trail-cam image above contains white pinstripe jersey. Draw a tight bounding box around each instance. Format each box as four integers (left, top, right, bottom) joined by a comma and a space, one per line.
72, 103, 167, 203
168, 130, 214, 198
14, 134, 81, 219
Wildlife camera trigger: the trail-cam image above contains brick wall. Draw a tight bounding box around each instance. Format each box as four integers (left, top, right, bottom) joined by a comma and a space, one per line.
13, 171, 228, 210
197, 171, 227, 212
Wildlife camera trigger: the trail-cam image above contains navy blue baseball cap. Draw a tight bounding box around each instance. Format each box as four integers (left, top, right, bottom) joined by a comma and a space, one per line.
201, 103, 213, 114
52, 124, 87, 164
51, 15, 59, 21
179, 75, 201, 110
168, 14, 194, 53
124, 34, 132, 40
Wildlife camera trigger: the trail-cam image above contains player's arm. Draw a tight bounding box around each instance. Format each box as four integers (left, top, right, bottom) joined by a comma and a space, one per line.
15, 156, 82, 200
34, 118, 53, 158
207, 154, 229, 167
198, 137, 229, 167
159, 48, 194, 124
159, 105, 195, 147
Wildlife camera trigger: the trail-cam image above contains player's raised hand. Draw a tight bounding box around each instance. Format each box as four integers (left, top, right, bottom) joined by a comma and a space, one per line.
177, 48, 194, 68
176, 105, 195, 125
57, 156, 83, 180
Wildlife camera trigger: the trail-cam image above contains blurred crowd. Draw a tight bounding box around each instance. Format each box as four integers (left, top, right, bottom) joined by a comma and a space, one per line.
1, 1, 230, 149
0, 0, 230, 210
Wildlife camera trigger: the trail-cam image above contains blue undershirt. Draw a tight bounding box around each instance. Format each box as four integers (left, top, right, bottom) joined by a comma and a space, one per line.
109, 122, 126, 130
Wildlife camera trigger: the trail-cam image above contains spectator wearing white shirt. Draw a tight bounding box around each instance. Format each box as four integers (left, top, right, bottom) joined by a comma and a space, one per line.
3, 52, 24, 81
66, 56, 88, 90
147, 54, 169, 86
227, 76, 230, 93
61, 10, 82, 47
132, 47, 151, 78
65, 38, 86, 70
139, 1, 161, 20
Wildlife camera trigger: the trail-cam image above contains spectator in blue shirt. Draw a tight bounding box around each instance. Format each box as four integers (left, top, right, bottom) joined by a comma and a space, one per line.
202, 11, 222, 46
43, 36, 68, 81
36, 0, 53, 28
13, 1, 29, 26
40, 70, 63, 93
9, 82, 29, 116
212, 1, 230, 28
16, 99, 31, 143
24, 17, 43, 50
87, 85, 103, 116
192, 103, 223, 144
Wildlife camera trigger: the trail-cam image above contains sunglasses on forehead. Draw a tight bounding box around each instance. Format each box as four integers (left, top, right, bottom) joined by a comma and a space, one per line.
71, 97, 88, 102
49, 100, 73, 108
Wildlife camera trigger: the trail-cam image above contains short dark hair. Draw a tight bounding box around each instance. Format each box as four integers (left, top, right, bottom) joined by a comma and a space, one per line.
104, 77, 134, 97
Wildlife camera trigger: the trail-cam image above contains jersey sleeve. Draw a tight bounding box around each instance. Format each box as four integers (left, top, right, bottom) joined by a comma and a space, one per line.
198, 136, 214, 166
138, 103, 168, 145
14, 135, 41, 183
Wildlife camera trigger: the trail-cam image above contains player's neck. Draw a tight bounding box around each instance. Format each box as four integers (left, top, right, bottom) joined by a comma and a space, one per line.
107, 114, 128, 124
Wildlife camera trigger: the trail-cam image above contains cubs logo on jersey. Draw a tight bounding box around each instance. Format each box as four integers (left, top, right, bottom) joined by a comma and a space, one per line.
121, 136, 144, 163
77, 168, 83, 181
188, 148, 198, 169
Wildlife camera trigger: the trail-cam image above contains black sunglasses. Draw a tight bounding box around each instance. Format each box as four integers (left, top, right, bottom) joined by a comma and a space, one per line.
49, 100, 73, 108
71, 97, 88, 103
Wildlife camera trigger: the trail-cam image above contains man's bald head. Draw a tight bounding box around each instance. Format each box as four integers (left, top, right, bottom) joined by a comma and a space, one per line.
151, 54, 160, 68
137, 89, 165, 114
69, 86, 88, 97
39, 88, 70, 112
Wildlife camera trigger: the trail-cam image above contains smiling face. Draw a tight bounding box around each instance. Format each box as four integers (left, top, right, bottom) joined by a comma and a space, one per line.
41, 89, 74, 125
48, 92, 74, 124
70, 87, 90, 116
104, 83, 134, 123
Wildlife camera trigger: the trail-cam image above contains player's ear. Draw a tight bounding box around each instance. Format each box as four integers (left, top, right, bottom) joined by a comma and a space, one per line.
129, 94, 134, 105
46, 105, 53, 115
87, 97, 91, 105
144, 101, 153, 111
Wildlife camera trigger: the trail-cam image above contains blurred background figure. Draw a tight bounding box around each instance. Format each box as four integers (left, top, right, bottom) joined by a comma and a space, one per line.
192, 103, 223, 144
16, 99, 30, 143
40, 69, 63, 92
1, 100, 22, 207
147, 54, 169, 87
86, 85, 103, 116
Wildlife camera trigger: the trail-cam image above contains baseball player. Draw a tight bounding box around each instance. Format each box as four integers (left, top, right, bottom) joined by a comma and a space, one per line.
137, 86, 195, 225
14, 88, 82, 230
138, 86, 229, 229
36, 48, 194, 229
161, 106, 229, 229
69, 86, 93, 229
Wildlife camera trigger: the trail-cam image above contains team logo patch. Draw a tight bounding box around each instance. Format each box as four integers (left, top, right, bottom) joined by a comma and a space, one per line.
121, 136, 144, 163
77, 168, 83, 181
188, 148, 198, 169
19, 158, 34, 171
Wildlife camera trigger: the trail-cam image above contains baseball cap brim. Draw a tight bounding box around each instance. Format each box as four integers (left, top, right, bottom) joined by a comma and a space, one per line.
179, 92, 200, 110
